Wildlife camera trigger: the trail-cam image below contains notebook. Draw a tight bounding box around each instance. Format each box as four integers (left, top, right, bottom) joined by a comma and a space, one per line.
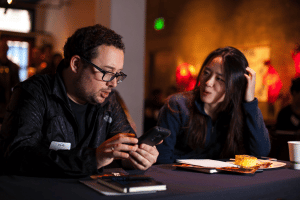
97, 175, 167, 193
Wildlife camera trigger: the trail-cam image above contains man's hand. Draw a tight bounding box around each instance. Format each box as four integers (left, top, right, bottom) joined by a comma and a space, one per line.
122, 143, 159, 170
95, 133, 138, 169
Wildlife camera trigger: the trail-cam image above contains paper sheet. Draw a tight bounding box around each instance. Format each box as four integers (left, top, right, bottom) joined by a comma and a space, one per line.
176, 159, 238, 168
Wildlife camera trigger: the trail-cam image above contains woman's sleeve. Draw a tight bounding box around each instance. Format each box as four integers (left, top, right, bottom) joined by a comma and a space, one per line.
156, 96, 187, 164
243, 98, 271, 157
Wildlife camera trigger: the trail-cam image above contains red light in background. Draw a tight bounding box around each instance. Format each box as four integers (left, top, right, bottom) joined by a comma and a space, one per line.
176, 63, 197, 92
179, 68, 189, 77
186, 79, 197, 91
263, 62, 282, 104
292, 52, 300, 78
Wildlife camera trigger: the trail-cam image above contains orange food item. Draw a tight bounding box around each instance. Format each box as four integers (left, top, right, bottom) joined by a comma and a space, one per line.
235, 155, 257, 168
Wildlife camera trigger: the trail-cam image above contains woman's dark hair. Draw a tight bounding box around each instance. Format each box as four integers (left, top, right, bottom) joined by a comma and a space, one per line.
63, 24, 125, 68
185, 46, 249, 157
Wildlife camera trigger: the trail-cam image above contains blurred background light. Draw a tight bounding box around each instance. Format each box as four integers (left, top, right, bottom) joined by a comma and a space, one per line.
154, 17, 165, 31
0, 8, 31, 33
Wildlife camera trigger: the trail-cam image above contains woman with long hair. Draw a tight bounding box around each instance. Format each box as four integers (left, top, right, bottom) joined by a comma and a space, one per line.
156, 46, 271, 164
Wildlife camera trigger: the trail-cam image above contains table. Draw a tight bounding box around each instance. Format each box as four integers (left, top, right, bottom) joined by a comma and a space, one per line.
0, 163, 300, 200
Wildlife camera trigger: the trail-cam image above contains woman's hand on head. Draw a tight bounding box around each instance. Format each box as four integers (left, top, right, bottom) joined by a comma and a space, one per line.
244, 67, 256, 102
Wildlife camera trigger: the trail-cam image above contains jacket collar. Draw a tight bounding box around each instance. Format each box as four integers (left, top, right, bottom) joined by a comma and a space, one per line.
194, 94, 208, 116
194, 93, 228, 124
52, 60, 72, 108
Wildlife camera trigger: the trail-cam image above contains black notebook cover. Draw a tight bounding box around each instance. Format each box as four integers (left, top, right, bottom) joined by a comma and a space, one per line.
97, 176, 167, 193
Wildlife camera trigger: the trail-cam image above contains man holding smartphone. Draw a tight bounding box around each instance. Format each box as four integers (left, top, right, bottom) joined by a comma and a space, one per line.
0, 24, 159, 177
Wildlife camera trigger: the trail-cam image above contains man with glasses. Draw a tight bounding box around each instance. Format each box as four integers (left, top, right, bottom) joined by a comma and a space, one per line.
0, 24, 159, 177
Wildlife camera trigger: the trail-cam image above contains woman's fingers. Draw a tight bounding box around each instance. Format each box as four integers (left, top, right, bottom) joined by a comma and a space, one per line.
244, 67, 256, 102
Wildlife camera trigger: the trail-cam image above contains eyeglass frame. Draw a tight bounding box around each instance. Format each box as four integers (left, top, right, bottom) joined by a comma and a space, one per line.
80, 56, 127, 84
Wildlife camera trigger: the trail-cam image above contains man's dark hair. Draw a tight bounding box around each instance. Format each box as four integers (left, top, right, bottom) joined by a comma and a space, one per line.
290, 77, 300, 94
63, 24, 125, 67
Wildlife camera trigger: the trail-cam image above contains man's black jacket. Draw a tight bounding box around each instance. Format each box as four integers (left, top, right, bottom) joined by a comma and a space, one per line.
0, 62, 134, 178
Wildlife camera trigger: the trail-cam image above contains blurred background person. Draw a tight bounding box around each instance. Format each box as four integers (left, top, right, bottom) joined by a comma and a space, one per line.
28, 44, 54, 77
27, 46, 42, 78
39, 52, 63, 75
269, 77, 300, 161
0, 39, 20, 123
276, 77, 300, 131
144, 88, 164, 133
38, 43, 53, 74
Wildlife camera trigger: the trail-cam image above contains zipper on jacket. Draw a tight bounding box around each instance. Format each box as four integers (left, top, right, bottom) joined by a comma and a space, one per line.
62, 100, 80, 145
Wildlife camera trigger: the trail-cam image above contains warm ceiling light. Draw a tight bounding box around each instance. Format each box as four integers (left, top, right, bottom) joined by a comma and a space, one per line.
7, 0, 13, 4
0, 8, 31, 33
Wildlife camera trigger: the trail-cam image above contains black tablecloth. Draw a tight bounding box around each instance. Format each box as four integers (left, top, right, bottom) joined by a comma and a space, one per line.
0, 163, 300, 200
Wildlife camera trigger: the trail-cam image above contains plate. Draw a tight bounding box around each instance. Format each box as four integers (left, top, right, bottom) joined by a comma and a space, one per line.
174, 163, 260, 174
227, 159, 286, 169
258, 160, 286, 169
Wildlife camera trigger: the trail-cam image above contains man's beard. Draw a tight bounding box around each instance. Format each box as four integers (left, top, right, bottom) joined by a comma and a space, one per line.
73, 75, 110, 105
72, 75, 92, 105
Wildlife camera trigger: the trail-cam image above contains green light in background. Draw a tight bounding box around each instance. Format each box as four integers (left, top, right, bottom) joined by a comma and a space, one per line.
154, 17, 165, 31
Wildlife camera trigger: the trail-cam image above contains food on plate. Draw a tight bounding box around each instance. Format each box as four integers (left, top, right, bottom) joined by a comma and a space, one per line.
218, 166, 259, 174
235, 155, 257, 168
258, 161, 272, 169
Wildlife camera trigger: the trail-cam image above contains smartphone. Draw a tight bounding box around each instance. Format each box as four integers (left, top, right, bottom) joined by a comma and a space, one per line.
138, 126, 171, 146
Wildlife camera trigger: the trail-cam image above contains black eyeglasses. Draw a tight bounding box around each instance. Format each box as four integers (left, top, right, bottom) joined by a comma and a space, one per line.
81, 57, 127, 84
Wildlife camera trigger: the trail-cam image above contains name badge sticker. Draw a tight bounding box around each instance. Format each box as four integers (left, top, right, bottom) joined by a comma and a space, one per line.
49, 141, 71, 151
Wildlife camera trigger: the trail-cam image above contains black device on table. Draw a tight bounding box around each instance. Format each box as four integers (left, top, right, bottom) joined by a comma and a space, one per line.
138, 126, 171, 146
